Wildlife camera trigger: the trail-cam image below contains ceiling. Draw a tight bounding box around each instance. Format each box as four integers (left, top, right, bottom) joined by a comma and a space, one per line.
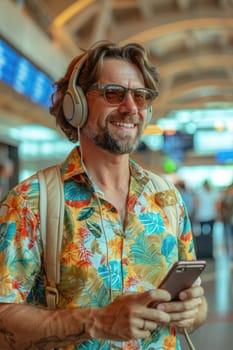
1, 0, 233, 167
22, 0, 233, 121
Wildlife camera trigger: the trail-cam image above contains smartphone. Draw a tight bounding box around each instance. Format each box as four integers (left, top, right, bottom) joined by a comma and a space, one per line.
150, 260, 206, 306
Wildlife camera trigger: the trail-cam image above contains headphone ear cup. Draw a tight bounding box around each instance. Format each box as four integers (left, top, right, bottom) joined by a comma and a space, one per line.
62, 55, 88, 128
146, 106, 153, 125
63, 86, 88, 128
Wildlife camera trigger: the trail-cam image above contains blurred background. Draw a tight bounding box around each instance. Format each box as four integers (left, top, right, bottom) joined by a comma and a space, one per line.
0, 0, 232, 187
0, 1, 233, 348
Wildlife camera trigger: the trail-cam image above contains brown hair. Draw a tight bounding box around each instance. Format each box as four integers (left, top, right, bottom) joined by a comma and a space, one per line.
50, 40, 160, 142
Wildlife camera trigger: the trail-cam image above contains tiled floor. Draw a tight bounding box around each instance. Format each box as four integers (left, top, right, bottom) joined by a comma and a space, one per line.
180, 222, 233, 349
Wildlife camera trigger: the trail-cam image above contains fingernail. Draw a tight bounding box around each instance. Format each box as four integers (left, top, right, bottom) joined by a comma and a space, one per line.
157, 304, 165, 310
179, 292, 186, 300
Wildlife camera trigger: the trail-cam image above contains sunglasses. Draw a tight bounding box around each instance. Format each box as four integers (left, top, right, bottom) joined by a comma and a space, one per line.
86, 84, 158, 109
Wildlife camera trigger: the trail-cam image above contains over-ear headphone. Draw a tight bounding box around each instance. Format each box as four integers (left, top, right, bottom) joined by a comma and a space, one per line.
63, 55, 88, 128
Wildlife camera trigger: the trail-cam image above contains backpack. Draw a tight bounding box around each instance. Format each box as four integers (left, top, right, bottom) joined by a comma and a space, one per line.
37, 166, 179, 309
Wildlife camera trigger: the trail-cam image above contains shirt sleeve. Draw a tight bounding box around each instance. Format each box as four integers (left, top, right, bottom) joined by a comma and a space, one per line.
175, 187, 197, 261
0, 182, 43, 304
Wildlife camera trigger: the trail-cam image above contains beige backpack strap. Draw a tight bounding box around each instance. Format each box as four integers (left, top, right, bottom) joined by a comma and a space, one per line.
37, 165, 64, 309
147, 171, 179, 236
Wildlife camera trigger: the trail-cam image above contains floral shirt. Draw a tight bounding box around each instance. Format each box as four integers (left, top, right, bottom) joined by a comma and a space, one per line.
0, 146, 195, 350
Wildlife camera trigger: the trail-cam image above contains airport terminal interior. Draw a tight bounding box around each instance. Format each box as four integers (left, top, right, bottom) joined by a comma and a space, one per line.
0, 1, 233, 349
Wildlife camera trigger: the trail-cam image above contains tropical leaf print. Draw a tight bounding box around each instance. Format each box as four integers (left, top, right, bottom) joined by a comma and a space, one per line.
178, 234, 195, 260
86, 221, 102, 238
129, 234, 161, 265
65, 181, 91, 201
91, 239, 102, 254
61, 265, 110, 308
78, 207, 95, 221
98, 261, 122, 289
107, 237, 123, 259
82, 283, 110, 308
73, 338, 107, 350
16, 181, 31, 195
63, 206, 75, 241
142, 325, 162, 348
138, 212, 165, 234
163, 333, 177, 349
0, 222, 16, 252
128, 233, 168, 285
59, 265, 86, 299
27, 181, 39, 197
26, 267, 46, 305
0, 272, 12, 297
127, 193, 138, 211
61, 241, 92, 268
78, 242, 93, 267
161, 234, 177, 257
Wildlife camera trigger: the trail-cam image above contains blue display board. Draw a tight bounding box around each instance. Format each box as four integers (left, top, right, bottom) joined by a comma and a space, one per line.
162, 131, 194, 161
0, 39, 54, 108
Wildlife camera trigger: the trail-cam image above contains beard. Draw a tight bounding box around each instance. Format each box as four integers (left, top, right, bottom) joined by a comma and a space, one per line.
81, 118, 143, 154
92, 131, 141, 154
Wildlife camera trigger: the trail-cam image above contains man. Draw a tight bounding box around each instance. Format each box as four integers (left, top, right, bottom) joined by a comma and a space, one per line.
194, 180, 220, 259
0, 41, 207, 350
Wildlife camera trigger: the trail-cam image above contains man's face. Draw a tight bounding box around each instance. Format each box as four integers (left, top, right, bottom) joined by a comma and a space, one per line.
81, 59, 148, 154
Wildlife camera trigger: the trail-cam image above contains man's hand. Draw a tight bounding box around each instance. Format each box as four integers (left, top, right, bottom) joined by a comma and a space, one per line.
156, 284, 208, 333
90, 289, 171, 341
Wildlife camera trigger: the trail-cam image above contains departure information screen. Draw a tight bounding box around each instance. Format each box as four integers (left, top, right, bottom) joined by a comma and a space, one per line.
0, 39, 54, 108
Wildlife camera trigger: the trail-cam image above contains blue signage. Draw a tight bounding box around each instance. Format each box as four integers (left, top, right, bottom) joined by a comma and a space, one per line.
216, 150, 233, 163
0, 39, 54, 109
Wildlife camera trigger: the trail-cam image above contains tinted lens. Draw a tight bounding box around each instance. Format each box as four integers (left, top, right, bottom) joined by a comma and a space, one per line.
104, 86, 153, 108
87, 84, 157, 108
132, 89, 153, 108
104, 86, 125, 104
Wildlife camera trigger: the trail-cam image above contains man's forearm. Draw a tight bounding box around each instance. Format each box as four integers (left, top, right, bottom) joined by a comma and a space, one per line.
0, 303, 97, 350
0, 289, 180, 348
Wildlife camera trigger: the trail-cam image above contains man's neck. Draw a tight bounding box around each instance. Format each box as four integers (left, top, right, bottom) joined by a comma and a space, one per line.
79, 135, 130, 191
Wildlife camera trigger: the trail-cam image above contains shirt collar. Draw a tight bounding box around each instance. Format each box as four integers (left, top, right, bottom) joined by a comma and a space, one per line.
129, 158, 151, 189
60, 145, 151, 187
60, 146, 85, 181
